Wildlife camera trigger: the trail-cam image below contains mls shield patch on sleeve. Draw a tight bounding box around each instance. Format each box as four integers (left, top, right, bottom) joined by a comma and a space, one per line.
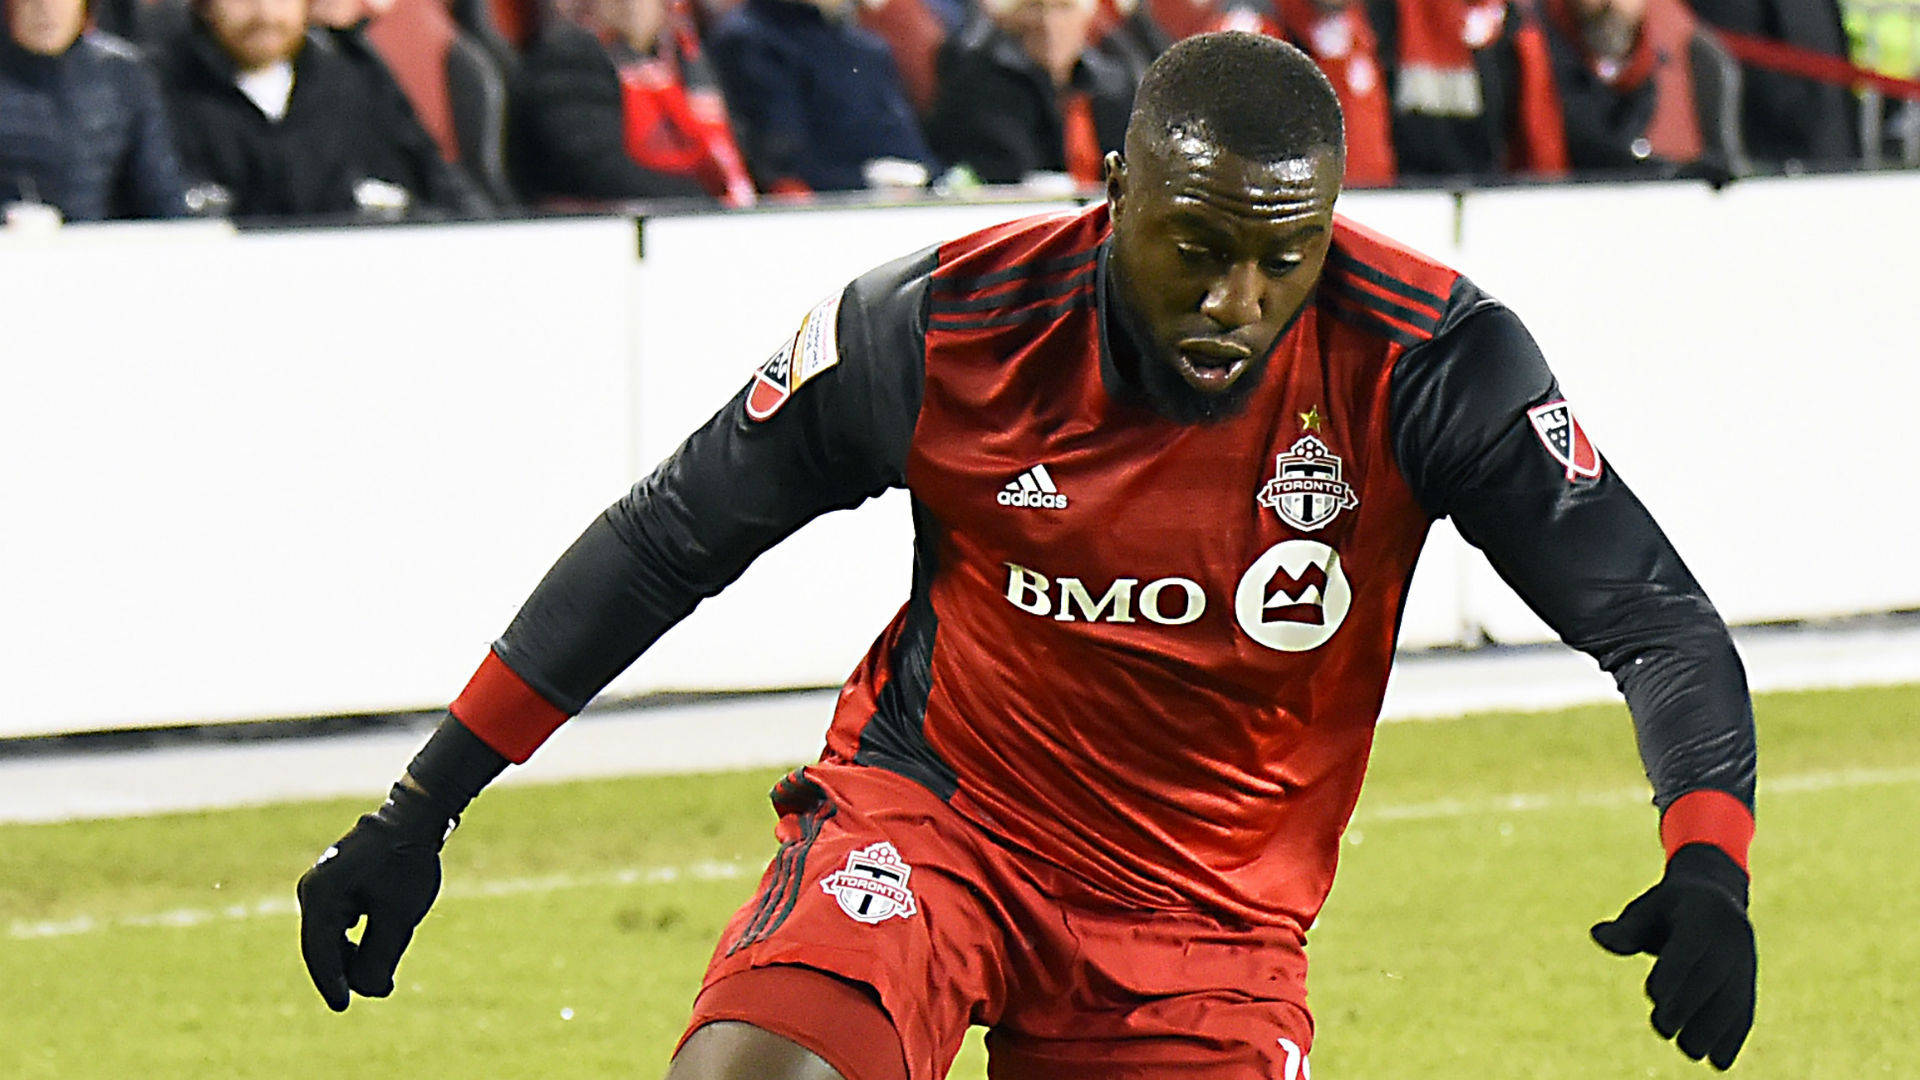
1527, 399, 1603, 481
745, 293, 843, 422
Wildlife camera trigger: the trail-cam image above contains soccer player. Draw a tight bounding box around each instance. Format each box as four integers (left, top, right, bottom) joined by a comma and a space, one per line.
298, 31, 1758, 1079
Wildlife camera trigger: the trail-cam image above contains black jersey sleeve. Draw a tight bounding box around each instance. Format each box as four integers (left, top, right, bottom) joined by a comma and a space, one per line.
485, 246, 937, 714
1390, 288, 1757, 813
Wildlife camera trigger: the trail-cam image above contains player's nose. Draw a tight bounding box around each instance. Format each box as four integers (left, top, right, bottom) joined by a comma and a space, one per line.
1201, 261, 1264, 330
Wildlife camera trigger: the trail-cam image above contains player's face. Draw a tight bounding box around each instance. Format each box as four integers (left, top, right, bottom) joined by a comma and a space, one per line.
1106, 134, 1339, 413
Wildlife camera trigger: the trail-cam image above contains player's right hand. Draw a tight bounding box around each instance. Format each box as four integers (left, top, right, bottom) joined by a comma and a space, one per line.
297, 779, 456, 1011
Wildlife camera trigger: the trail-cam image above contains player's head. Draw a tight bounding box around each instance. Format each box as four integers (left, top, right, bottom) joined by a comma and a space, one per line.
196, 0, 307, 72
1106, 31, 1344, 422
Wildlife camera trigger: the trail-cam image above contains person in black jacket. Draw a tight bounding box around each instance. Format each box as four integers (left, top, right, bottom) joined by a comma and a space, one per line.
2, 0, 190, 219
707, 0, 935, 193
156, 0, 477, 219
509, 2, 712, 206
308, 0, 494, 215
926, 0, 1136, 186
1541, 0, 1660, 171
1688, 0, 1857, 167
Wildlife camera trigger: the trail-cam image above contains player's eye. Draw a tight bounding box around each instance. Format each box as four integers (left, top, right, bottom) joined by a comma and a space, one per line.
1174, 242, 1218, 266
1263, 251, 1307, 276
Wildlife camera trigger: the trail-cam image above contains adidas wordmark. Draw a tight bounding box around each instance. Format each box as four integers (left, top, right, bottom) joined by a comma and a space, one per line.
998, 464, 1068, 509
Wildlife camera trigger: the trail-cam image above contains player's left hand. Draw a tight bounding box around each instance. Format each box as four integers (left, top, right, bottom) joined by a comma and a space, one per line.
297, 779, 454, 1011
1591, 843, 1756, 1070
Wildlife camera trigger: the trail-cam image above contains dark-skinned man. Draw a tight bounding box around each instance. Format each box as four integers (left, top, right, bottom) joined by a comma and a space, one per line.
298, 31, 1758, 1080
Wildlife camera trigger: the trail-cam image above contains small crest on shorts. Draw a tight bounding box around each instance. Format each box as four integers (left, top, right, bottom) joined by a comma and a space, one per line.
1527, 399, 1604, 481
819, 841, 918, 925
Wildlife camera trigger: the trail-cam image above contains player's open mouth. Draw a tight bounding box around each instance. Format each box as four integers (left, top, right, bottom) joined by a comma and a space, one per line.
1175, 340, 1252, 393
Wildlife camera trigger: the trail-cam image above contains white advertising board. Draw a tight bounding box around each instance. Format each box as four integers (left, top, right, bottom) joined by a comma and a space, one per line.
2, 177, 1913, 736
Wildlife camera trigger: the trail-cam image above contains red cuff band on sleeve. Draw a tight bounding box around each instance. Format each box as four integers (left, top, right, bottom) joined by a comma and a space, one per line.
1660, 789, 1755, 873
448, 651, 570, 764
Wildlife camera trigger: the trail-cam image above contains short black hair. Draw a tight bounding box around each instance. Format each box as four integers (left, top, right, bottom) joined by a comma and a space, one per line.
1128, 31, 1345, 165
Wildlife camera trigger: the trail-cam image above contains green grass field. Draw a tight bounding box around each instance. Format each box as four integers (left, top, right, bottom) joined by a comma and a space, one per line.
3, 683, 1916, 1079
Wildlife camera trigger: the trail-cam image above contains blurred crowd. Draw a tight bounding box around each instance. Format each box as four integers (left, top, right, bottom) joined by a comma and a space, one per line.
3, 0, 1917, 222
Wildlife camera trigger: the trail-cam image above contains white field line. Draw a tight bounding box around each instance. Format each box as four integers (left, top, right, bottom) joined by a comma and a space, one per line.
1355, 763, 1920, 823
6, 858, 751, 942
10, 765, 1920, 943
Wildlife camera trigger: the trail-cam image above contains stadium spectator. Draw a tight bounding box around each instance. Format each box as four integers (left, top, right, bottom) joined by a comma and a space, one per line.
1539, 0, 1661, 169
1689, 0, 1858, 167
926, 0, 1136, 186
706, 0, 936, 193
511, 0, 744, 206
1274, 0, 1396, 185
1095, 0, 1401, 186
855, 0, 949, 113
307, 0, 494, 215
301, 32, 1760, 1080
1, 0, 191, 219
1368, 0, 1572, 179
156, 0, 480, 219
1093, 0, 1171, 81
1144, 0, 1216, 38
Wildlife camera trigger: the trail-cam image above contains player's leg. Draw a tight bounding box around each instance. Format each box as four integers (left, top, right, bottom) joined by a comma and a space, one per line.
985, 1002, 1314, 1080
676, 763, 1009, 1080
666, 1022, 848, 1080
668, 966, 905, 1080
983, 901, 1315, 1080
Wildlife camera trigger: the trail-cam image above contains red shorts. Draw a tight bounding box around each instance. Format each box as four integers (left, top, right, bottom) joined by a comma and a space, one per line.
682, 762, 1314, 1080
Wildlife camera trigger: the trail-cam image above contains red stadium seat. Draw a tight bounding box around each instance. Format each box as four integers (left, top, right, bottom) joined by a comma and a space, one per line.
489, 0, 537, 48
367, 0, 519, 206
367, 0, 464, 162
1644, 0, 1703, 164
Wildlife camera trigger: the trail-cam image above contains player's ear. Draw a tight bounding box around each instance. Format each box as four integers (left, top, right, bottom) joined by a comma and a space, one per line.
1104, 152, 1126, 212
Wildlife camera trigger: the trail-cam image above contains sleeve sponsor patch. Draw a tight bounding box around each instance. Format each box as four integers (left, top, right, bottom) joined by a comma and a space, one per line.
745, 293, 843, 422
1526, 399, 1604, 481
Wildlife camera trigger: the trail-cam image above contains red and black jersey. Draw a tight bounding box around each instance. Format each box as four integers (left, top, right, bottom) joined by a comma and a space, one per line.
453, 203, 1757, 928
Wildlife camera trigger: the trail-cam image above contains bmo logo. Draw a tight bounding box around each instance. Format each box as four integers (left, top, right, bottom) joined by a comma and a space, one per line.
1003, 565, 1206, 625
1234, 541, 1351, 652
1000, 540, 1352, 653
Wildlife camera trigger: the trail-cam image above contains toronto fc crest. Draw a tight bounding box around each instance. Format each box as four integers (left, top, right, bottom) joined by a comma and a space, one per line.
1258, 435, 1359, 532
819, 841, 919, 925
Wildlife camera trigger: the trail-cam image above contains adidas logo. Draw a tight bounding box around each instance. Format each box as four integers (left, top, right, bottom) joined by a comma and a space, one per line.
998, 464, 1069, 510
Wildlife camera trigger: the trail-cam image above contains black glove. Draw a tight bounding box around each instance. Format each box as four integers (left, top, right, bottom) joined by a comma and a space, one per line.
1591, 843, 1756, 1070
297, 717, 507, 1011
297, 780, 455, 1010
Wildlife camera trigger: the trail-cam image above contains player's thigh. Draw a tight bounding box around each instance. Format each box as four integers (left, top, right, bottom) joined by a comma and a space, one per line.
685, 764, 1015, 1080
984, 902, 1314, 1080
984, 998, 1315, 1080
667, 1021, 849, 1080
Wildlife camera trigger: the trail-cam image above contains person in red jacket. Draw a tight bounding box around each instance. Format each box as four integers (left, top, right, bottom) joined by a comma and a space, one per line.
1367, 0, 1572, 179
599, 0, 755, 205
1274, 0, 1396, 185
